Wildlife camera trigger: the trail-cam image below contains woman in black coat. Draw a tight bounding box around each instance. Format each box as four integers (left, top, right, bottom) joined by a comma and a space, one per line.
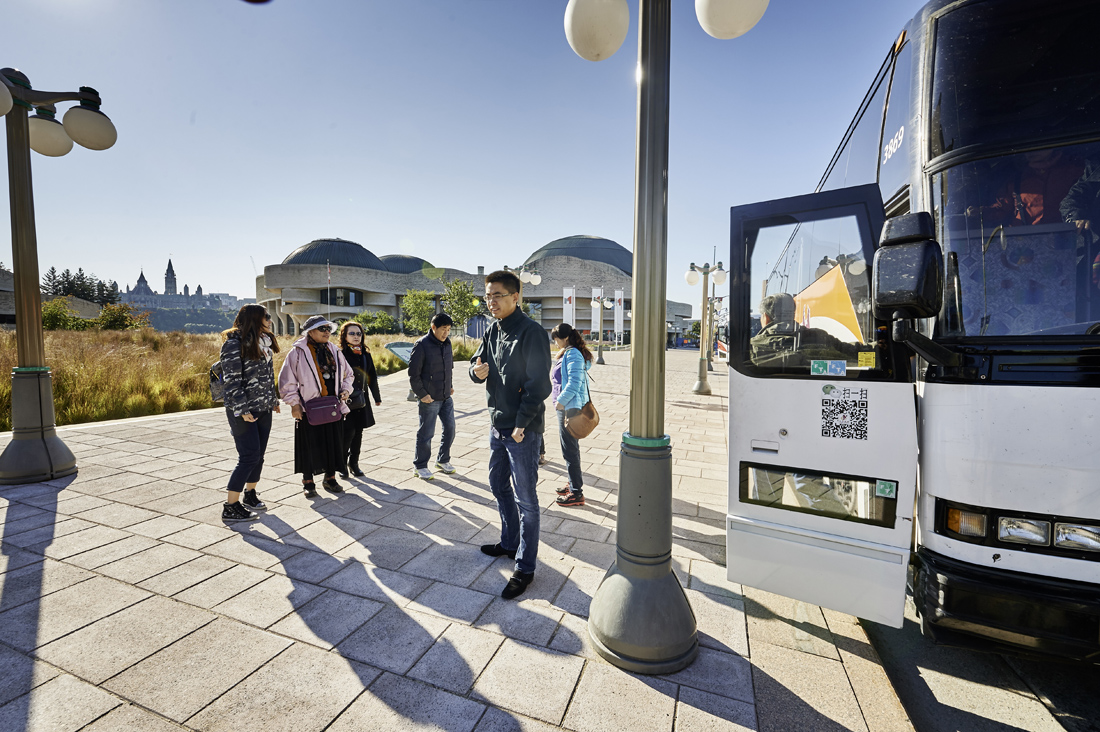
338, 321, 382, 477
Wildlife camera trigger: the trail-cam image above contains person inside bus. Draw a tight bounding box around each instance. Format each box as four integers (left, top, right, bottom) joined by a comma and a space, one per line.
750, 293, 860, 367
966, 148, 1084, 227
1060, 152, 1100, 291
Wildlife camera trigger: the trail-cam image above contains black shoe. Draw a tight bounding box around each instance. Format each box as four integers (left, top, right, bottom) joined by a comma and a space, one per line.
222, 501, 257, 523
322, 477, 343, 494
350, 465, 365, 477
480, 543, 517, 560
501, 571, 534, 600
338, 471, 349, 479
556, 492, 585, 507
303, 481, 318, 497
555, 484, 571, 496
242, 489, 266, 511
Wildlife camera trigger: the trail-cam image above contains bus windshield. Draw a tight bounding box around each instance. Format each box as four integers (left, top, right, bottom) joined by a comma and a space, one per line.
930, 0, 1100, 158
932, 142, 1100, 338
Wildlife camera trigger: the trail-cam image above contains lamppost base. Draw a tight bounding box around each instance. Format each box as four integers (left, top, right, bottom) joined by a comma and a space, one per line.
588, 437, 698, 675
706, 361, 714, 372
691, 380, 712, 395
588, 560, 699, 674
0, 369, 76, 485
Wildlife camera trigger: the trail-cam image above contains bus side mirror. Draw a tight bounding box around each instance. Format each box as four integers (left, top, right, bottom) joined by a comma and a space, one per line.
872, 212, 944, 320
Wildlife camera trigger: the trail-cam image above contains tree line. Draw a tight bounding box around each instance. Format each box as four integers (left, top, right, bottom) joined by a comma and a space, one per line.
351, 275, 485, 338
40, 266, 120, 305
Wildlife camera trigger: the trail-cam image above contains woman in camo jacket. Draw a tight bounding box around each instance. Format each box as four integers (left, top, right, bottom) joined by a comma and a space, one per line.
220, 304, 281, 523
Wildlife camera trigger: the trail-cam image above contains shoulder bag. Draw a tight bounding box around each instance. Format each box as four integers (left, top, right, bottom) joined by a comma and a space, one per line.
302, 346, 344, 425
564, 357, 599, 440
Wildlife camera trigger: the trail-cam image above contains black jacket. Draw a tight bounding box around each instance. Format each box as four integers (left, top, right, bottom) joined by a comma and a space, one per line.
341, 346, 382, 403
469, 308, 552, 434
409, 331, 454, 401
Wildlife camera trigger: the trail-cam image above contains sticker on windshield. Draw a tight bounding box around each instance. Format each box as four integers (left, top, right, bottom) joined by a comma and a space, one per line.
875, 480, 897, 499
821, 385, 868, 441
811, 360, 847, 376
858, 351, 876, 369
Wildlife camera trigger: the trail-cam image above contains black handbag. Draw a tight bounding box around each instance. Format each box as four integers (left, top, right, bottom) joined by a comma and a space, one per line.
347, 389, 367, 410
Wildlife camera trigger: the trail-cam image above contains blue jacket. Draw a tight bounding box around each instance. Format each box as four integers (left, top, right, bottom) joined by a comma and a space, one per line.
556, 346, 591, 412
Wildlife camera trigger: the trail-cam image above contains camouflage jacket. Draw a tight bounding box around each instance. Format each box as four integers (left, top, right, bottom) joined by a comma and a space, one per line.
220, 334, 279, 417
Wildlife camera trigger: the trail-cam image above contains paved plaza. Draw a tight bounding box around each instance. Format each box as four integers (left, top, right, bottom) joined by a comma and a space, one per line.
0, 349, 912, 731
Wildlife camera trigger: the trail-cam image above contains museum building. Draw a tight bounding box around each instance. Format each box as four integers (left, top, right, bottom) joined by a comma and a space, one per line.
256, 235, 691, 338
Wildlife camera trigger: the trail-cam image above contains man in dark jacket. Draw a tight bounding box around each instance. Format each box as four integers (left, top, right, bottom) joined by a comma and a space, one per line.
409, 313, 455, 480
470, 270, 552, 600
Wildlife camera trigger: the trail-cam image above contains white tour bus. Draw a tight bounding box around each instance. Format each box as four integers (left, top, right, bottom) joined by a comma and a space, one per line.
726, 0, 1100, 662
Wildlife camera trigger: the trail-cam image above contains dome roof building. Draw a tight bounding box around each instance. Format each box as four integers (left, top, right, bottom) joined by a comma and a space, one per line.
256, 234, 690, 341
281, 238, 388, 271
378, 254, 435, 275
524, 235, 633, 276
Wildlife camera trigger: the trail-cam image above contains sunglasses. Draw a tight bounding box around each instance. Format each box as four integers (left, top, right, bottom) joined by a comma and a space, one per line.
316, 326, 332, 333
346, 331, 363, 337
263, 313, 272, 321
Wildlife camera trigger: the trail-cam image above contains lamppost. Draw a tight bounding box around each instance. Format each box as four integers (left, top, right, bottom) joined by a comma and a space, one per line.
0, 69, 117, 485
685, 262, 726, 395
589, 289, 614, 364
565, 0, 767, 674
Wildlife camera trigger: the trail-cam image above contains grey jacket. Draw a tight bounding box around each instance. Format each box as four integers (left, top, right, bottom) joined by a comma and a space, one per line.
220, 334, 279, 417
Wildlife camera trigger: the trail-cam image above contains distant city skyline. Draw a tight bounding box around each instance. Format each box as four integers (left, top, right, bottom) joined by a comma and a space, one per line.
3, 0, 922, 314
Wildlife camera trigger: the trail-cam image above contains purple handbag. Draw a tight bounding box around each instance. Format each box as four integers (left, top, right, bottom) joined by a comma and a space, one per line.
303, 395, 342, 426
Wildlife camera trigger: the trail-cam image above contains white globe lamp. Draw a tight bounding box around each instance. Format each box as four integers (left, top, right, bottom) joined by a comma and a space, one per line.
63, 104, 117, 151
695, 0, 769, 40
0, 82, 12, 117
685, 268, 701, 286
530, 274, 542, 286
28, 109, 73, 157
564, 0, 630, 62
712, 267, 728, 286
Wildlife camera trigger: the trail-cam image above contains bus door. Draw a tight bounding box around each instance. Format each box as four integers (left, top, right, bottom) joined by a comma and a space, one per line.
726, 184, 918, 627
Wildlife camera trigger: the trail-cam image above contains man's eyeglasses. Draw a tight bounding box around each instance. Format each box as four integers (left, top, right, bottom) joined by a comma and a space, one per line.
485, 292, 514, 303
316, 326, 332, 333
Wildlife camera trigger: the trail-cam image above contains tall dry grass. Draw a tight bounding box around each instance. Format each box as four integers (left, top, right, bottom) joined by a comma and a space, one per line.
0, 329, 479, 431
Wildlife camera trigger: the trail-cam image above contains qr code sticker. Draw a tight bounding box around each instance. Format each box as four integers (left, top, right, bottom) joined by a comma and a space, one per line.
821, 398, 868, 440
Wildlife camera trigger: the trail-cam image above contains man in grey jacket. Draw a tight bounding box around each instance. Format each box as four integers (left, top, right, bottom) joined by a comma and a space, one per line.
470, 270, 552, 599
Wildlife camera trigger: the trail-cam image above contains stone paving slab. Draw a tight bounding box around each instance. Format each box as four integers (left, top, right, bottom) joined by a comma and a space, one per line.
0, 349, 913, 731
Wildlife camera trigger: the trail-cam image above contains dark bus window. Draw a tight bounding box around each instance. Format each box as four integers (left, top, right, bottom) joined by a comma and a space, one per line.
878, 42, 913, 201
930, 0, 1100, 159
931, 140, 1100, 337
821, 57, 891, 192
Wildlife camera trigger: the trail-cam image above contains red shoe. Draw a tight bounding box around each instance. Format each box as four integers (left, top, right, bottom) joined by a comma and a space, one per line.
555, 484, 571, 496
556, 492, 585, 507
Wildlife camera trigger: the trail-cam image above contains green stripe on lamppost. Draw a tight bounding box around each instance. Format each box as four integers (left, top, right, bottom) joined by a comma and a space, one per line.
564, 0, 768, 675
0, 68, 117, 484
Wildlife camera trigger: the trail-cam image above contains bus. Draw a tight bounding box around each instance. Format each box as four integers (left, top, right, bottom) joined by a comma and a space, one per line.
724, 0, 1100, 662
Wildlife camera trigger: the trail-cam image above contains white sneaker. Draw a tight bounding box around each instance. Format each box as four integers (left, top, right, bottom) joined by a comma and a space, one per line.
435, 461, 456, 474
415, 467, 434, 480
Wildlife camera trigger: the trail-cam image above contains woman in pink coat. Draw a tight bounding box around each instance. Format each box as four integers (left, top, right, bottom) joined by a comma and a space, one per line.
278, 315, 354, 496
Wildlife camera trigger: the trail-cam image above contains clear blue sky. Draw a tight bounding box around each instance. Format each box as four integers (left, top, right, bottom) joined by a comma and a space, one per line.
1, 0, 921, 315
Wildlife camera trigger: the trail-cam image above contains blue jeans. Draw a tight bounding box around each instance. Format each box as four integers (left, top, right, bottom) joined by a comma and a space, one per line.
488, 426, 541, 574
414, 397, 455, 469
227, 409, 272, 494
557, 409, 583, 495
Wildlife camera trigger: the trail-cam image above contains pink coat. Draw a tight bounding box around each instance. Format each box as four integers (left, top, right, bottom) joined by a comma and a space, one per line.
278, 337, 355, 415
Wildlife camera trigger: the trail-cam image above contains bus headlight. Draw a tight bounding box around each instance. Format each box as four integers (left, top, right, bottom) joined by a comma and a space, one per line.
998, 517, 1051, 546
947, 508, 987, 537
1054, 523, 1100, 553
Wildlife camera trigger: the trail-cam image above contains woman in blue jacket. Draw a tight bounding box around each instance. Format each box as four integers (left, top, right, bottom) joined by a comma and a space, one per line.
550, 323, 593, 507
